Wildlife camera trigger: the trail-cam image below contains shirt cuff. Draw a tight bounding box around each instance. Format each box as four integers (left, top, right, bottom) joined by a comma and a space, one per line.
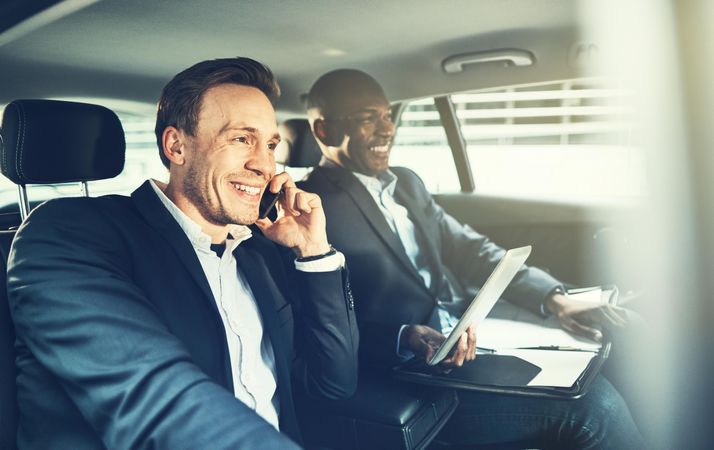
294, 251, 345, 272
396, 324, 415, 360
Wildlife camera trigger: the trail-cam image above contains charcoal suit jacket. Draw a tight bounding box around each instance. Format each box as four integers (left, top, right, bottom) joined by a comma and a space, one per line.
7, 180, 358, 449
299, 164, 559, 366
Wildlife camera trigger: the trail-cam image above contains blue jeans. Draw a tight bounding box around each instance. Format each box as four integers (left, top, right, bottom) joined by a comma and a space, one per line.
435, 375, 646, 449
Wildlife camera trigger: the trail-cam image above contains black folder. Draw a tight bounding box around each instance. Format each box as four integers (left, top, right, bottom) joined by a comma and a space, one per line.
392, 286, 617, 399
392, 343, 609, 399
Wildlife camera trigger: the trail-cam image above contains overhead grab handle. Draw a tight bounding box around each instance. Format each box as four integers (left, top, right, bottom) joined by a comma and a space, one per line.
442, 49, 535, 74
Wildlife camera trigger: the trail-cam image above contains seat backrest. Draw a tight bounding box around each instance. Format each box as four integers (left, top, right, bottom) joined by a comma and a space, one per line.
0, 229, 17, 450
0, 99, 126, 450
276, 118, 322, 168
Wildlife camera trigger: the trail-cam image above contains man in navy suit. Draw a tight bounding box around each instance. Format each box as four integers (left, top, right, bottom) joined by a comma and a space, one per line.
298, 69, 645, 449
7, 58, 358, 449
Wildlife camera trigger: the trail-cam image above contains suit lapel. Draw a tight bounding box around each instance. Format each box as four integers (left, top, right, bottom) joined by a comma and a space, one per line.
232, 243, 297, 435
130, 181, 218, 313
231, 244, 290, 363
393, 182, 445, 297
316, 166, 425, 286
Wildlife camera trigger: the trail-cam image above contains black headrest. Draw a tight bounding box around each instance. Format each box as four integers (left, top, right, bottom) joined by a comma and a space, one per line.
276, 118, 322, 168
0, 99, 125, 185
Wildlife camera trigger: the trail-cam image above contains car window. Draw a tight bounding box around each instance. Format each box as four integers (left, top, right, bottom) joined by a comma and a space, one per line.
389, 98, 460, 193
391, 78, 646, 201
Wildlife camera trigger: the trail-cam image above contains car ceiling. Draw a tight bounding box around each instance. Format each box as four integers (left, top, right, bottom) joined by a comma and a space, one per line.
0, 0, 581, 115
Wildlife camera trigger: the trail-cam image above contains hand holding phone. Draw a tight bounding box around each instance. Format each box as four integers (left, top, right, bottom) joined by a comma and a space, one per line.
259, 182, 282, 219
254, 172, 330, 258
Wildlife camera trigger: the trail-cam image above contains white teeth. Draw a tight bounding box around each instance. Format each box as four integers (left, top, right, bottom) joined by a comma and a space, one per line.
370, 146, 389, 154
231, 183, 260, 195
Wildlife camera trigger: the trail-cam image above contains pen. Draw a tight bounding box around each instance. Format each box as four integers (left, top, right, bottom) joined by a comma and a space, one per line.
515, 345, 595, 352
476, 346, 497, 354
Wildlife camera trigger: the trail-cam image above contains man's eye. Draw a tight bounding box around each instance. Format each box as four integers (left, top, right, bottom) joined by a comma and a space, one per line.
357, 115, 376, 124
267, 142, 278, 151
234, 136, 249, 144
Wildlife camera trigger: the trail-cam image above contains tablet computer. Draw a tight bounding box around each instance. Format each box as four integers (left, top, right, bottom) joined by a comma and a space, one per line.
427, 245, 532, 366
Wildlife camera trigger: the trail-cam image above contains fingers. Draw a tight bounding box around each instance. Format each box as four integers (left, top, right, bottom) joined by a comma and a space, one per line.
254, 217, 273, 230
563, 318, 603, 342
419, 340, 436, 363
572, 304, 628, 329
442, 331, 469, 367
465, 325, 477, 361
278, 187, 322, 217
268, 172, 295, 193
404, 325, 443, 361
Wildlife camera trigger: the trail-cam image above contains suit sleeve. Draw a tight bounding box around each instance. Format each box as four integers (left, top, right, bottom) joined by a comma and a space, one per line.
279, 248, 359, 399
409, 171, 562, 314
7, 200, 301, 450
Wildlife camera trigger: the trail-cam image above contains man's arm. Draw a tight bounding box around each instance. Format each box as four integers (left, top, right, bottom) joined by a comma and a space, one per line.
394, 167, 559, 313
401, 169, 626, 339
436, 206, 559, 313
256, 172, 359, 397
290, 265, 359, 399
8, 200, 300, 450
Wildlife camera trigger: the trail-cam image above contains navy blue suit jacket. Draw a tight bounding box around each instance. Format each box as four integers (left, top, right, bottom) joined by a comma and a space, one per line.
298, 165, 560, 366
7, 181, 358, 449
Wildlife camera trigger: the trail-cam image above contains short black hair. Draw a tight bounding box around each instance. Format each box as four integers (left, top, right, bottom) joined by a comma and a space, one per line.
155, 57, 280, 168
306, 69, 385, 117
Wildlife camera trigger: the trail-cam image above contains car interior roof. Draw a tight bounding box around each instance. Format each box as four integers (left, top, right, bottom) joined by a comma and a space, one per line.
0, 0, 579, 115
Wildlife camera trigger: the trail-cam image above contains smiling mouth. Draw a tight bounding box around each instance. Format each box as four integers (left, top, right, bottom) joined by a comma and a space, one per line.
369, 145, 390, 154
229, 182, 261, 196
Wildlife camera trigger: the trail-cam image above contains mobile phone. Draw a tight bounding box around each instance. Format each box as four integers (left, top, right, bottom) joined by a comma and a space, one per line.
259, 183, 282, 219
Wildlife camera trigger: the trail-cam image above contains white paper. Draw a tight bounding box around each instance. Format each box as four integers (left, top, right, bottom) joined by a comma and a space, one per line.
473, 297, 605, 388
478, 299, 602, 352
496, 349, 597, 387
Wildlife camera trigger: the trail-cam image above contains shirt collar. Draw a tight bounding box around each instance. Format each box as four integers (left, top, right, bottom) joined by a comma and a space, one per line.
322, 159, 398, 196
148, 179, 252, 251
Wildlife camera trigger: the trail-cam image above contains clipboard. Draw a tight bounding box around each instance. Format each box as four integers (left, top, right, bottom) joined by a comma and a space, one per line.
392, 286, 617, 399
427, 246, 532, 366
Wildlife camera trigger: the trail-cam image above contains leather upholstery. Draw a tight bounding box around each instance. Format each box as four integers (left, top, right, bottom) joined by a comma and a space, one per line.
0, 99, 127, 450
298, 370, 458, 450
0, 230, 17, 450
277, 118, 322, 168
0, 99, 125, 185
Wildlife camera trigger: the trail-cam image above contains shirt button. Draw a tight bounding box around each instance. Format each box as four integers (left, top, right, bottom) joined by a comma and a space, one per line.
229, 319, 239, 330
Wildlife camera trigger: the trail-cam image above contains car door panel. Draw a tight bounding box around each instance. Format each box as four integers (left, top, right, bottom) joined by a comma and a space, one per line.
434, 193, 641, 290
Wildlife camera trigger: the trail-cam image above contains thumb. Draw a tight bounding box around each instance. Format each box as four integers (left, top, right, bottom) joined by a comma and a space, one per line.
254, 217, 273, 231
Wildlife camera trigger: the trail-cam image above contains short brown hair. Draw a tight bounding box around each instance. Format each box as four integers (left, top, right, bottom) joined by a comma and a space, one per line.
154, 57, 280, 168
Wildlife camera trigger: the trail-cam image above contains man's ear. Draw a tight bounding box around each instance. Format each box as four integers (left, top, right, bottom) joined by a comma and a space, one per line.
313, 119, 345, 147
162, 126, 186, 166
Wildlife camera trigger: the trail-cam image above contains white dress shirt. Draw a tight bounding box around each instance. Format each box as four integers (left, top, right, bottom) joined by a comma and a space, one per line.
349, 169, 459, 354
149, 180, 343, 430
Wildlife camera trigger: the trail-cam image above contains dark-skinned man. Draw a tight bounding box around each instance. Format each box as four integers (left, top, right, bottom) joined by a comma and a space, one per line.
298, 68, 645, 449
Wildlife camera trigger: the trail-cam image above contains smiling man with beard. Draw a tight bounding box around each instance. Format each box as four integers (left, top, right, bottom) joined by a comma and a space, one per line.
298, 69, 645, 449
7, 58, 358, 450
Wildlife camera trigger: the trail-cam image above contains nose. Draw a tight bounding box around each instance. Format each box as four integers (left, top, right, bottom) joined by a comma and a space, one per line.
245, 142, 275, 180
377, 114, 395, 137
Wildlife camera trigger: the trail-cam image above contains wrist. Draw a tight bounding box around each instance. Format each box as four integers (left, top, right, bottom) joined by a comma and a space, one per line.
295, 244, 335, 261
546, 289, 568, 315
293, 241, 331, 258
